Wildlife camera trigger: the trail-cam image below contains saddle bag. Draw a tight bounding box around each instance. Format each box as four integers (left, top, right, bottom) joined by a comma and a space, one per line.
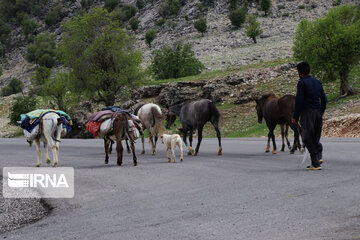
98, 118, 114, 137
128, 120, 140, 140
24, 124, 40, 143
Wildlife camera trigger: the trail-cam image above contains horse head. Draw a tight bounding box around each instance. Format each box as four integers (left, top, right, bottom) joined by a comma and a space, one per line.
255, 98, 263, 124
165, 107, 177, 129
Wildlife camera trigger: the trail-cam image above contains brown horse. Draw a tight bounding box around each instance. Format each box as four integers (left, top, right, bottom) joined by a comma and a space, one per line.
255, 93, 302, 154
104, 113, 137, 166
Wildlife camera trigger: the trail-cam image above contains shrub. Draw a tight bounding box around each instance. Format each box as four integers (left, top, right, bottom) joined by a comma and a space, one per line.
229, 7, 247, 28
194, 18, 207, 35
310, 2, 317, 9
129, 16, 140, 31
0, 45, 5, 58
151, 43, 205, 80
120, 5, 137, 21
229, 0, 238, 10
299, 5, 305, 9
81, 0, 93, 9
246, 15, 263, 43
45, 5, 66, 27
0, 65, 2, 76
0, 19, 10, 44
25, 33, 56, 68
156, 18, 166, 27
158, 0, 182, 17
31, 66, 51, 87
277, 4, 285, 10
260, 0, 271, 16
105, 0, 120, 12
9, 96, 38, 125
145, 29, 156, 48
282, 12, 289, 17
166, 20, 176, 28
21, 15, 37, 36
1, 78, 24, 97
136, 0, 145, 9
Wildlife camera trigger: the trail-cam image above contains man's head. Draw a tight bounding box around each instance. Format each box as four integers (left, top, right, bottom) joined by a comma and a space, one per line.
297, 61, 310, 78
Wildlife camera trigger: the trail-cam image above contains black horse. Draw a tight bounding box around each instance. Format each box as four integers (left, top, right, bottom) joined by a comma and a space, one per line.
165, 99, 222, 156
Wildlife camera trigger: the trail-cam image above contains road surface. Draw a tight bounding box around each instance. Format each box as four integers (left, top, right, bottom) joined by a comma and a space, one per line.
1, 137, 360, 240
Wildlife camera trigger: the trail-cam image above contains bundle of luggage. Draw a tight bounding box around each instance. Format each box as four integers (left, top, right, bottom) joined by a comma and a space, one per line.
86, 106, 142, 139
20, 109, 72, 143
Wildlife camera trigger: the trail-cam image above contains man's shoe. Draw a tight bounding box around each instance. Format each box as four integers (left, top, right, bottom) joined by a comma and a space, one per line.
319, 159, 323, 164
306, 165, 322, 170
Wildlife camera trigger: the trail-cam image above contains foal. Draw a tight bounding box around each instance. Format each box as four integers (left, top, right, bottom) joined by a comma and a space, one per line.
160, 134, 184, 163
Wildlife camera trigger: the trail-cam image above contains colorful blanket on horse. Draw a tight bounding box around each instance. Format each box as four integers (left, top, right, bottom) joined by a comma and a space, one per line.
87, 110, 114, 122
101, 106, 130, 115
20, 109, 72, 134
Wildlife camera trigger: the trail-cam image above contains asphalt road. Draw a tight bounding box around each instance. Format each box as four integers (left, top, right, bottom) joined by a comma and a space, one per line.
1, 137, 360, 240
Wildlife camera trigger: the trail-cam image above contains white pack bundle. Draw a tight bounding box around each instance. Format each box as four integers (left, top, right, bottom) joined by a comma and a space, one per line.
128, 120, 140, 140
24, 125, 40, 142
98, 118, 114, 137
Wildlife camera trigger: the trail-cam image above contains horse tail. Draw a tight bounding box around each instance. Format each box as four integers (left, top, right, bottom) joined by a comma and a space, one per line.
150, 106, 163, 138
209, 101, 220, 123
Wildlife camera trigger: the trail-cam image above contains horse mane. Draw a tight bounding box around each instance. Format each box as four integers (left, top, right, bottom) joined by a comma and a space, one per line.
170, 99, 191, 107
260, 92, 276, 100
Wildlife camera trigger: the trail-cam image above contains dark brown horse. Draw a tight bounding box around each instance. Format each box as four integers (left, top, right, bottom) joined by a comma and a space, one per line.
255, 93, 302, 154
165, 99, 222, 156
104, 113, 137, 166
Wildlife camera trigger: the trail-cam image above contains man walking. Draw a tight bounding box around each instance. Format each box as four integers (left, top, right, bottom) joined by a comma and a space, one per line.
292, 62, 327, 170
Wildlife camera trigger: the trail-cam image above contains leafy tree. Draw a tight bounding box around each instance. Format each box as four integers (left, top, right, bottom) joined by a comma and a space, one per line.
158, 0, 182, 17
0, 19, 11, 44
0, 65, 2, 76
25, 33, 56, 68
260, 0, 271, 16
0, 45, 5, 58
229, 7, 247, 28
156, 18, 166, 27
45, 5, 66, 27
9, 96, 37, 125
1, 78, 24, 96
21, 14, 37, 36
145, 29, 156, 48
194, 18, 207, 35
81, 0, 94, 9
229, 0, 238, 11
151, 42, 205, 80
129, 16, 140, 31
57, 8, 143, 106
293, 5, 360, 96
246, 15, 263, 43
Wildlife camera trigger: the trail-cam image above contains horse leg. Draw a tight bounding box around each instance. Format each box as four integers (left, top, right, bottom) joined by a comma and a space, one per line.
289, 123, 299, 154
44, 141, 51, 164
52, 128, 61, 167
280, 124, 285, 152
126, 140, 131, 154
116, 140, 123, 166
104, 138, 110, 164
285, 124, 291, 150
298, 125, 305, 153
268, 124, 277, 154
188, 128, 195, 155
182, 126, 191, 155
130, 139, 137, 166
212, 121, 222, 155
194, 126, 203, 156
35, 139, 42, 167
148, 126, 156, 155
109, 140, 114, 154
141, 133, 145, 154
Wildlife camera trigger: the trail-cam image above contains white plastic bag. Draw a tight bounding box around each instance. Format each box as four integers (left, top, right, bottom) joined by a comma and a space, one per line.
128, 120, 140, 140
98, 118, 114, 137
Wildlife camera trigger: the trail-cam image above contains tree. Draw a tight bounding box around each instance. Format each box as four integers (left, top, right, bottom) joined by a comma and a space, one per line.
145, 29, 156, 48
246, 15, 263, 43
58, 8, 143, 106
9, 96, 37, 125
229, 7, 247, 28
260, 0, 271, 16
25, 33, 56, 68
194, 18, 207, 36
229, 0, 238, 11
293, 5, 360, 97
129, 16, 140, 31
151, 42, 205, 80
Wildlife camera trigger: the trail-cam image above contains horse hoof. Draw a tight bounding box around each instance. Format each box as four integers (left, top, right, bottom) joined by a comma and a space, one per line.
194, 152, 198, 156
117, 162, 122, 166
272, 150, 277, 154
180, 158, 183, 162
46, 159, 51, 164
187, 151, 193, 156
281, 149, 284, 152
290, 151, 295, 154
265, 150, 270, 153
133, 161, 137, 166
36, 164, 41, 167
141, 151, 145, 155
127, 151, 131, 154
52, 163, 58, 167
300, 148, 305, 153
168, 158, 171, 162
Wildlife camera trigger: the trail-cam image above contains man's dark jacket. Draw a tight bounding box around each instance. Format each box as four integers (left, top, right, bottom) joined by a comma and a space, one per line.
293, 75, 327, 121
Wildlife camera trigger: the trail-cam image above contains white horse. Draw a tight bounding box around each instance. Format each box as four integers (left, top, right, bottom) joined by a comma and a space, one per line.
136, 103, 163, 155
34, 113, 64, 167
